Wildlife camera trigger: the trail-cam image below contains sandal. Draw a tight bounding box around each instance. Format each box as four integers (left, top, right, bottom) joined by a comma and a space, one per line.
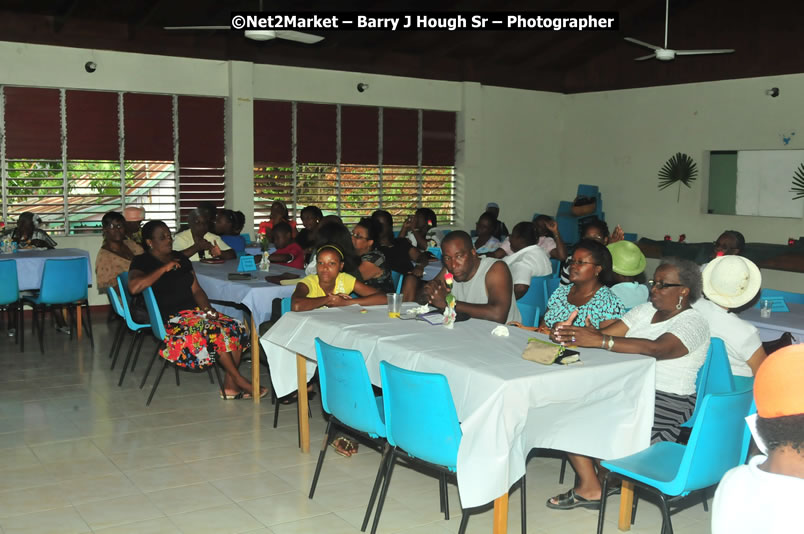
330, 436, 359, 457
545, 489, 601, 510
220, 387, 268, 400
279, 389, 317, 405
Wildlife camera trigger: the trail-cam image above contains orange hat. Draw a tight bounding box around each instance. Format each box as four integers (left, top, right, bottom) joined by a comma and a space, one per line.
754, 344, 804, 418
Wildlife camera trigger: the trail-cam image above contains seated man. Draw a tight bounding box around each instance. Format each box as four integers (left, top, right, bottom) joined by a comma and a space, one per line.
503, 222, 552, 299
173, 208, 235, 262
123, 206, 146, 245
485, 201, 509, 240
417, 231, 521, 324
712, 344, 804, 533
269, 222, 305, 269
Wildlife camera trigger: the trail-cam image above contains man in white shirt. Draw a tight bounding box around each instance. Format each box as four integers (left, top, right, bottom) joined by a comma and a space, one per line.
503, 222, 552, 299
712, 344, 804, 534
173, 208, 234, 262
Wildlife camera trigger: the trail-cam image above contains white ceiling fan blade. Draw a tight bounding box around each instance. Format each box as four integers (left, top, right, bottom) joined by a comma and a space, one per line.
624, 37, 661, 51
634, 53, 656, 61
164, 25, 229, 30
275, 31, 324, 44
675, 49, 736, 56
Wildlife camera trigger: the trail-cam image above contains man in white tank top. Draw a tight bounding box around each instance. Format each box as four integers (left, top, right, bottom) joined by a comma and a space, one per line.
417, 231, 521, 324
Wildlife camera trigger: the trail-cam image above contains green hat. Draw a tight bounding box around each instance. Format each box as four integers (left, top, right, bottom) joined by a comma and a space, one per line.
607, 241, 646, 277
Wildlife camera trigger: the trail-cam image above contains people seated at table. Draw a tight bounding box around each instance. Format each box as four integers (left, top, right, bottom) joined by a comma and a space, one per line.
542, 239, 624, 329
607, 240, 649, 310
547, 257, 709, 509
400, 207, 444, 251
128, 220, 261, 399
304, 220, 361, 277
416, 231, 521, 324
472, 212, 501, 254
258, 200, 296, 241
291, 244, 387, 311
503, 221, 552, 299
485, 201, 509, 240
10, 212, 56, 249
95, 211, 144, 291
296, 205, 322, 259
123, 206, 146, 245
712, 344, 804, 534
371, 210, 427, 275
693, 255, 767, 383
214, 209, 247, 253
559, 218, 624, 285
174, 209, 234, 262
268, 222, 305, 269
352, 217, 394, 294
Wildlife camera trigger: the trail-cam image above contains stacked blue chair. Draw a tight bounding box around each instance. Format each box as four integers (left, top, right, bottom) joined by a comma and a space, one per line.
372, 361, 526, 534
138, 286, 225, 406
555, 184, 605, 245
114, 273, 153, 386
310, 339, 388, 531
516, 275, 550, 328
0, 259, 23, 352
23, 258, 93, 353
596, 389, 754, 534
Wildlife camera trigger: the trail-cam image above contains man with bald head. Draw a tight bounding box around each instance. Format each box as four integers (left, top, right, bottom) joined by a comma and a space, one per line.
173, 208, 235, 261
417, 231, 520, 324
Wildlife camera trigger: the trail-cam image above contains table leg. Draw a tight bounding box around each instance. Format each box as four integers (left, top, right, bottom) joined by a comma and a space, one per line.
251, 316, 260, 404
76, 305, 83, 341
296, 353, 310, 453
493, 493, 508, 534
618, 481, 634, 531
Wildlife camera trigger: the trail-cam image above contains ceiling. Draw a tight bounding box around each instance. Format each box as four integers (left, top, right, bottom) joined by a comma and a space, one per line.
1, 0, 802, 93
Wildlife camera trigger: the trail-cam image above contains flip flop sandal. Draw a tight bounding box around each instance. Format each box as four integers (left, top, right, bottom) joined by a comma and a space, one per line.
279, 390, 317, 405
220, 391, 245, 400
545, 489, 601, 510
330, 437, 354, 457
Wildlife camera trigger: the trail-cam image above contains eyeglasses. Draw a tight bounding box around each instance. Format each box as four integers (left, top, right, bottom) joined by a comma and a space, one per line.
567, 259, 598, 266
648, 280, 684, 290
351, 232, 369, 241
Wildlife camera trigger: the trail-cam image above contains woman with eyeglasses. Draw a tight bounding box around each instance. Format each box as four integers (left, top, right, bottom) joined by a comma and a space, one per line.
352, 217, 394, 294
95, 211, 144, 291
541, 239, 625, 329
545, 257, 710, 511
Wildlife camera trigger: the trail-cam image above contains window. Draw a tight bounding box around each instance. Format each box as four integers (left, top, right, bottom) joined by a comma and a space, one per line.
0, 87, 224, 234
253, 101, 456, 231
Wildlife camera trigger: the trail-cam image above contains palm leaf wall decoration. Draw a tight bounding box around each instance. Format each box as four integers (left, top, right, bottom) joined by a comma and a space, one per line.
792, 163, 804, 200
658, 152, 698, 202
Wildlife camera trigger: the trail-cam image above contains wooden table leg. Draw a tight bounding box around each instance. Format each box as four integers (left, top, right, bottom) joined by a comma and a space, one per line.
296, 353, 310, 453
251, 316, 260, 404
493, 492, 508, 534
76, 305, 83, 341
618, 481, 634, 531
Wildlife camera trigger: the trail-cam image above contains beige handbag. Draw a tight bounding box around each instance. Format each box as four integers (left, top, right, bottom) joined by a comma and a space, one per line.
522, 338, 581, 365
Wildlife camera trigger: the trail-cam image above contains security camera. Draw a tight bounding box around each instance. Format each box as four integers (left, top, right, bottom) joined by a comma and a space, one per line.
766, 87, 779, 97
357, 83, 369, 93
85, 61, 97, 73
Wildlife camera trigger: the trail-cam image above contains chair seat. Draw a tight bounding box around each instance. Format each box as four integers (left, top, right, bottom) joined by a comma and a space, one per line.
603, 442, 686, 493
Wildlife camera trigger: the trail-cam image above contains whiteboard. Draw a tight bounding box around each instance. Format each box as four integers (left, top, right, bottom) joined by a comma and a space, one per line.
735, 150, 804, 218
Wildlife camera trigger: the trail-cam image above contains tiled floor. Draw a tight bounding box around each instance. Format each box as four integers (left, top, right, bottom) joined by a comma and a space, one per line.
0, 311, 714, 533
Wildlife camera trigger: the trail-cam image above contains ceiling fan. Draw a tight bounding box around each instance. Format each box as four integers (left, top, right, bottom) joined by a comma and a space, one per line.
624, 0, 734, 61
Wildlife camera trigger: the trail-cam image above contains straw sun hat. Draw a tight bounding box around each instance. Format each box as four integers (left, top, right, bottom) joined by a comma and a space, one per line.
701, 255, 762, 309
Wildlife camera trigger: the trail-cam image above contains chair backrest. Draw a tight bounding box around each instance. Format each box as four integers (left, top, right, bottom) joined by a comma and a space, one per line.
683, 338, 735, 428
106, 286, 124, 318
390, 271, 402, 293
38, 258, 88, 303
546, 277, 561, 301
623, 233, 638, 243
239, 233, 252, 244
516, 275, 550, 328
427, 247, 442, 260
116, 273, 150, 330
379, 361, 462, 470
0, 259, 19, 306
740, 397, 757, 464
757, 288, 804, 306
671, 389, 754, 494
280, 297, 291, 316
142, 287, 168, 341
550, 258, 561, 277
220, 234, 246, 253
314, 338, 386, 438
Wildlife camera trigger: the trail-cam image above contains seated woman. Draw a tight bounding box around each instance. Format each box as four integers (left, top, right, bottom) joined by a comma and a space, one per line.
296, 205, 322, 260
542, 239, 625, 329
214, 209, 246, 252
128, 220, 263, 400
95, 211, 144, 291
258, 200, 296, 241
304, 220, 361, 277
11, 212, 57, 249
546, 257, 710, 510
472, 212, 501, 255
174, 208, 235, 262
291, 244, 387, 312
352, 217, 394, 294
607, 240, 649, 310
534, 215, 568, 261
269, 222, 305, 269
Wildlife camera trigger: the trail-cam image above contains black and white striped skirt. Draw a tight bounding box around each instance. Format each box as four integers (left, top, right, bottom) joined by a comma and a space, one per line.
652, 390, 696, 444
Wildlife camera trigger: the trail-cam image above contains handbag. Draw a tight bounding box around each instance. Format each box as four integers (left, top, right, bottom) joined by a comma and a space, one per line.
762, 331, 795, 355
522, 338, 580, 365
129, 293, 149, 324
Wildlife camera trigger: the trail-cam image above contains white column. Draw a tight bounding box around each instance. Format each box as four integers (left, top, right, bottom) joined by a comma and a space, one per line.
455, 82, 483, 230
225, 61, 255, 234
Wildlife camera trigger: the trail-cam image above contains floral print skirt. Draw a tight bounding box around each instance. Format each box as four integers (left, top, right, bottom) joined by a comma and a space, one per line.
159, 309, 249, 369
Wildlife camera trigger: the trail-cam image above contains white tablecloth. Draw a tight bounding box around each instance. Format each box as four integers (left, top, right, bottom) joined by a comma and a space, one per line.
739, 303, 804, 342
194, 260, 303, 325
260, 304, 656, 508
0, 248, 92, 290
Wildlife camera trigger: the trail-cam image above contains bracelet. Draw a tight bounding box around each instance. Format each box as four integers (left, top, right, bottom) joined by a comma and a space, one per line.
600, 336, 607, 349
607, 336, 615, 351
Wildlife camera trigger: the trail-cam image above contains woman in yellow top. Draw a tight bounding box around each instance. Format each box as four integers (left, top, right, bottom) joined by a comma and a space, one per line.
291, 244, 387, 311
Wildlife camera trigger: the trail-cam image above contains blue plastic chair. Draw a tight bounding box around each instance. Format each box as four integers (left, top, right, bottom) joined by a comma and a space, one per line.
106, 285, 127, 364
239, 233, 252, 245
114, 273, 153, 386
546, 277, 561, 301
681, 338, 735, 429
373, 361, 526, 534
220, 234, 246, 254
390, 271, 402, 293
596, 389, 754, 534
281, 296, 291, 316
755, 288, 804, 306
0, 259, 23, 352
309, 339, 388, 531
624, 233, 638, 243
550, 258, 561, 277
516, 275, 550, 328
23, 258, 93, 353
427, 247, 442, 260
137, 286, 225, 406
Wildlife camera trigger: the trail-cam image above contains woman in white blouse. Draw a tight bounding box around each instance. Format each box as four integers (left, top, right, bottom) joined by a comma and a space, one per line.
546, 257, 710, 511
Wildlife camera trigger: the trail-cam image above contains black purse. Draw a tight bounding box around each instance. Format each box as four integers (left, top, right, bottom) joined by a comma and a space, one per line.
129, 293, 149, 324
762, 331, 795, 355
